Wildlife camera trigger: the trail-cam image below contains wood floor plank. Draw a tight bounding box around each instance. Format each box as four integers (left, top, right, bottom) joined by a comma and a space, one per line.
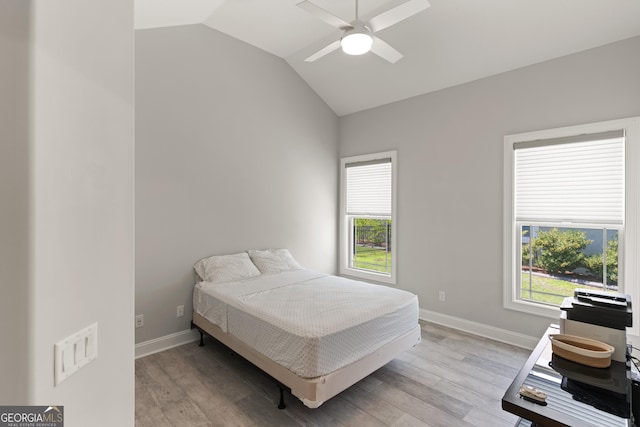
372, 366, 472, 419
430, 378, 495, 409
161, 397, 211, 427
339, 382, 407, 425
135, 321, 529, 426
463, 407, 520, 427
390, 413, 431, 427
492, 372, 517, 389
135, 409, 173, 427
142, 361, 189, 406
276, 392, 343, 427
173, 372, 245, 425
233, 393, 302, 427
381, 359, 440, 388
154, 346, 202, 380
410, 347, 498, 384
135, 383, 174, 427
408, 355, 495, 391
364, 380, 476, 427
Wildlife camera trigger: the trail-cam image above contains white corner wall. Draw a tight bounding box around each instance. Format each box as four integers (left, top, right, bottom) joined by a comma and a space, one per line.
0, 0, 135, 424
135, 25, 338, 344
339, 36, 640, 339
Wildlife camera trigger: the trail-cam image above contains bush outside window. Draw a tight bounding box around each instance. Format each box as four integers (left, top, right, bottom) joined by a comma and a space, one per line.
519, 225, 619, 305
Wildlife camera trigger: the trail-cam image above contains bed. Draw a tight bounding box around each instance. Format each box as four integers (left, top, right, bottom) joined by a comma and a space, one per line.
191, 249, 421, 409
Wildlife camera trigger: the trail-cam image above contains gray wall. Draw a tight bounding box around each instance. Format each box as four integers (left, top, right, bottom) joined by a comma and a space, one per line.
0, 1, 31, 403
0, 0, 135, 424
135, 25, 339, 343
339, 36, 640, 338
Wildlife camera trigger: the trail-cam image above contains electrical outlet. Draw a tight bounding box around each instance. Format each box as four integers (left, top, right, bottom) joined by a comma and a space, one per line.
135, 314, 144, 328
439, 291, 446, 302
176, 305, 184, 318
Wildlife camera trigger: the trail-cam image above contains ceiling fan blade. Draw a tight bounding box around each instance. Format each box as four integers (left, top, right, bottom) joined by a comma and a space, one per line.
370, 36, 403, 63
368, 0, 430, 33
297, 1, 352, 30
304, 40, 342, 62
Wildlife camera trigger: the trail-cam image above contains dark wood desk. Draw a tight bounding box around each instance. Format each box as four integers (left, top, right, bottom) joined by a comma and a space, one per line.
502, 325, 633, 427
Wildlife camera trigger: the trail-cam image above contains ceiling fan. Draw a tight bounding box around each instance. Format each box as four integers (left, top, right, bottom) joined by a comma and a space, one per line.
297, 0, 430, 63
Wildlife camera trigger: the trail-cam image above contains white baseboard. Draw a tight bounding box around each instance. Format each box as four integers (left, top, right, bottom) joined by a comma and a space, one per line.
419, 308, 538, 350
135, 329, 200, 359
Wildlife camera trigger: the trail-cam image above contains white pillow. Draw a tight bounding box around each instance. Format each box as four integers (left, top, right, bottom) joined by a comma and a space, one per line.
247, 249, 302, 274
194, 252, 261, 283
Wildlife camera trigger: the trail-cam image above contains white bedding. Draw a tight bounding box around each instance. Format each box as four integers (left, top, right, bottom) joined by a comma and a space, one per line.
193, 269, 419, 378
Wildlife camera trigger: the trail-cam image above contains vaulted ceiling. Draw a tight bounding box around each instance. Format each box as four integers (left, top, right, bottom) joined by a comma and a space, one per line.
135, 0, 640, 116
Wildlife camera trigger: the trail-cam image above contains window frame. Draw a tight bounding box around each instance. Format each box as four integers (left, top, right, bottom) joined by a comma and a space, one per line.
340, 151, 397, 284
503, 117, 640, 336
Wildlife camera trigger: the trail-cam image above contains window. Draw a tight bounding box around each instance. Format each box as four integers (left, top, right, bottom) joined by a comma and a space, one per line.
504, 117, 639, 330
340, 151, 397, 284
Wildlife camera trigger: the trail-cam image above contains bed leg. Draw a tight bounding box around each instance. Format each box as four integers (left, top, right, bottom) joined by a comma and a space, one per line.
190, 321, 206, 347
277, 386, 286, 410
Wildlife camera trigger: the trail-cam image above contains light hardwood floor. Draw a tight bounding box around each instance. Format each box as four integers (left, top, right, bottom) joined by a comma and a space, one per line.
135, 321, 531, 427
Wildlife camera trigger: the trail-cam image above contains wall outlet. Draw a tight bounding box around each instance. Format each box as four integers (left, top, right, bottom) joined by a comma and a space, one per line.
439, 291, 446, 302
176, 305, 184, 318
135, 314, 144, 328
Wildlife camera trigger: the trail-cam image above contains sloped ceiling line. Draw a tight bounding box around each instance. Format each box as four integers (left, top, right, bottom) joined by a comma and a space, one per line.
135, 0, 640, 116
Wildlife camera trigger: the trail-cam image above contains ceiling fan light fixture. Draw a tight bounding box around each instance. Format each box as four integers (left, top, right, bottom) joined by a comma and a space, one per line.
341, 29, 373, 55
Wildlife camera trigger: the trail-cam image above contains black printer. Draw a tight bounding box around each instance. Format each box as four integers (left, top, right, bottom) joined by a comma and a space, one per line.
560, 288, 632, 330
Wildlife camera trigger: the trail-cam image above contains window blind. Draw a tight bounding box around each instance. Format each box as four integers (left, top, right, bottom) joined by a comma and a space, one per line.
346, 158, 392, 216
514, 130, 624, 224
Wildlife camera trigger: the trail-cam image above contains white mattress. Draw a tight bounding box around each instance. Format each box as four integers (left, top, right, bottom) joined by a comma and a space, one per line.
193, 269, 419, 378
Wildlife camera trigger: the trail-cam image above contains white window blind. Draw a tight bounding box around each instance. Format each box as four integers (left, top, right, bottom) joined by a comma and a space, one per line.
346, 158, 392, 216
514, 130, 624, 224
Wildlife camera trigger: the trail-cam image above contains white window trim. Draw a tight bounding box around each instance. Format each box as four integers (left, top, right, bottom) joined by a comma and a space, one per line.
340, 151, 397, 285
503, 117, 640, 336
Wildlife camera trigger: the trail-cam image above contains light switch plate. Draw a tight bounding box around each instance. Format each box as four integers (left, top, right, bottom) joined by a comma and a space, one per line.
54, 323, 98, 386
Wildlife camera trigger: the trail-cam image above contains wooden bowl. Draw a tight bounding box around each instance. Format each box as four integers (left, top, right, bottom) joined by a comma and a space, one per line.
549, 334, 614, 368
